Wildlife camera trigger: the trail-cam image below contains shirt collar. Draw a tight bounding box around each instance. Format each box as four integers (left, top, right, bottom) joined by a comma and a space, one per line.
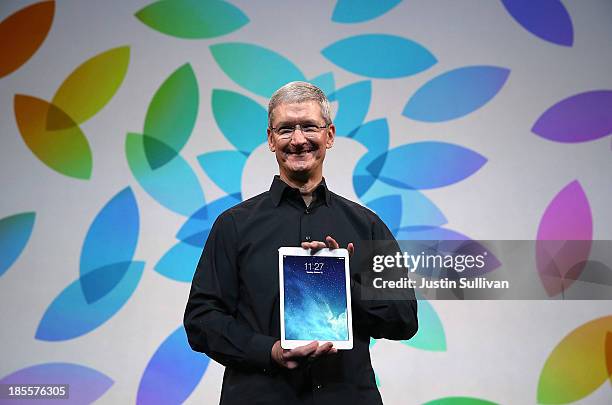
270, 175, 331, 207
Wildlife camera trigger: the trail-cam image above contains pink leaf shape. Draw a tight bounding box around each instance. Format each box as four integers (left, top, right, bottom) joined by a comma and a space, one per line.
536, 180, 593, 296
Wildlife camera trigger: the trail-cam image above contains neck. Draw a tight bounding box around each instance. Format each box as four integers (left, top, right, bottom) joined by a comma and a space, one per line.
279, 171, 322, 206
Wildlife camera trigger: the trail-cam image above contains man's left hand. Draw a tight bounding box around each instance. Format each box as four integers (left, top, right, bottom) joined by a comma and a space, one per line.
301, 235, 354, 255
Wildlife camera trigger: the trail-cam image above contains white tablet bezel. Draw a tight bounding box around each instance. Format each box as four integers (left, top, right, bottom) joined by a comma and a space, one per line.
278, 246, 353, 350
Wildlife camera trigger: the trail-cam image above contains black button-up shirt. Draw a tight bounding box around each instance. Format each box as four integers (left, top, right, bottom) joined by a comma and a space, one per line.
184, 176, 418, 404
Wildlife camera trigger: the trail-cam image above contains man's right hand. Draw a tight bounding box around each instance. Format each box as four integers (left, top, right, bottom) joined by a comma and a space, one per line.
271, 340, 337, 369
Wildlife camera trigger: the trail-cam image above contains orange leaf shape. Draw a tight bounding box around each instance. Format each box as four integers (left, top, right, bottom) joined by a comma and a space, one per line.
0, 1, 54, 78
538, 315, 612, 404
14, 94, 92, 179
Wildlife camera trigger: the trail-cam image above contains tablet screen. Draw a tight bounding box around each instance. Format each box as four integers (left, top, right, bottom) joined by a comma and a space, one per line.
282, 254, 349, 341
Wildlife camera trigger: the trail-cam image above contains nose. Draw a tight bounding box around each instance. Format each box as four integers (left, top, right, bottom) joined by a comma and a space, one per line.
289, 127, 308, 146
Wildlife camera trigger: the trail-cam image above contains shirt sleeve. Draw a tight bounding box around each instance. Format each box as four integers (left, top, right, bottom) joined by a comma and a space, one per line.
183, 211, 277, 371
350, 214, 419, 341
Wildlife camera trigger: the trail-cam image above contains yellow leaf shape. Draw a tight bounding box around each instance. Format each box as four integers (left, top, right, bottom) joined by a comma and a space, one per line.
14, 94, 92, 179
538, 315, 612, 404
50, 46, 130, 127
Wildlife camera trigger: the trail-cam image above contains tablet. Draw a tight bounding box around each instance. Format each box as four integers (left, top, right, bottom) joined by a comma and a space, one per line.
278, 247, 353, 350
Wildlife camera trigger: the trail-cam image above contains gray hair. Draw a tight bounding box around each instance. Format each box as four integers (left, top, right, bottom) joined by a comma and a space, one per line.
268, 81, 332, 127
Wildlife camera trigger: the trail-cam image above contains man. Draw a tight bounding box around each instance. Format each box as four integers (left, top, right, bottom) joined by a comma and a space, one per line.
184, 81, 418, 404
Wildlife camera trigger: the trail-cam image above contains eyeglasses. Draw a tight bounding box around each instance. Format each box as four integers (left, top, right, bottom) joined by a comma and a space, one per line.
270, 123, 329, 140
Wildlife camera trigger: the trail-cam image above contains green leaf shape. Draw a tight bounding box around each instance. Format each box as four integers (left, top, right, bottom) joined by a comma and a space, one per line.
210, 42, 305, 98
538, 315, 612, 404
401, 298, 446, 351
50, 46, 129, 128
423, 397, 497, 405
135, 0, 248, 39
144, 64, 199, 169
212, 89, 267, 154
14, 94, 92, 179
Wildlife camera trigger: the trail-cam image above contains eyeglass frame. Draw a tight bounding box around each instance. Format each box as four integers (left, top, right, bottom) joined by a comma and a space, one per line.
269, 122, 330, 139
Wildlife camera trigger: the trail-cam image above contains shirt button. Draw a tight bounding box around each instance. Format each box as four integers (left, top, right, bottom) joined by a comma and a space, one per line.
305, 209, 310, 214
305, 236, 311, 241
315, 384, 322, 390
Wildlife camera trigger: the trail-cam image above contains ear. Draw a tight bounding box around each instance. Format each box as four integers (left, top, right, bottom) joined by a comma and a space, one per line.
267, 127, 275, 152
325, 124, 336, 149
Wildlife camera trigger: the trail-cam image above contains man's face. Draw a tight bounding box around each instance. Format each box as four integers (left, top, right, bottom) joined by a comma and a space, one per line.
267, 101, 335, 180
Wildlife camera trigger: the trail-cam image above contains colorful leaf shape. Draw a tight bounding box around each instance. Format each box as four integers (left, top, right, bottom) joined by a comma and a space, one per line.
126, 133, 205, 217
331, 81, 371, 136
36, 261, 145, 341
501, 0, 573, 46
211, 89, 267, 154
0, 212, 35, 277
401, 298, 446, 351
51, 46, 130, 127
309, 72, 335, 96
360, 181, 447, 228
538, 316, 612, 404
14, 94, 92, 179
322, 34, 436, 78
332, 0, 401, 23
366, 195, 402, 232
403, 66, 510, 122
423, 397, 497, 405
198, 151, 247, 195
144, 64, 199, 168
177, 194, 241, 246
210, 42, 306, 97
351, 120, 390, 197
536, 181, 592, 296
367, 142, 487, 189
155, 241, 202, 282
80, 188, 139, 303
0, 1, 54, 78
137, 326, 210, 404
532, 90, 612, 143
0, 363, 113, 404
135, 0, 248, 39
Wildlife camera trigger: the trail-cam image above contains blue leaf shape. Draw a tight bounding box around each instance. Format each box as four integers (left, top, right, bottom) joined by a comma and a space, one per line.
351, 119, 390, 197
309, 72, 335, 97
360, 180, 447, 228
177, 194, 242, 245
0, 363, 113, 404
155, 241, 202, 282
322, 34, 436, 78
210, 42, 306, 97
197, 151, 247, 195
502, 0, 574, 46
395, 226, 469, 241
367, 142, 487, 189
331, 81, 371, 136
403, 66, 510, 122
366, 195, 402, 232
0, 212, 35, 277
137, 326, 210, 404
126, 133, 205, 217
332, 0, 402, 23
79, 188, 138, 303
212, 89, 267, 154
401, 298, 446, 351
36, 261, 145, 341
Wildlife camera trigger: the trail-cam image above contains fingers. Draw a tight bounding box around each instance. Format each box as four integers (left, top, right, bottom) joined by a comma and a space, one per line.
311, 342, 334, 358
302, 237, 355, 255
325, 236, 339, 249
283, 341, 318, 360
301, 241, 326, 251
